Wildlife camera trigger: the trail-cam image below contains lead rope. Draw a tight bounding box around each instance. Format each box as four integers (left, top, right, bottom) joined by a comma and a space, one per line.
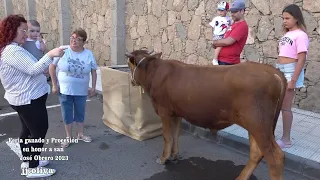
127, 57, 146, 115
128, 72, 132, 115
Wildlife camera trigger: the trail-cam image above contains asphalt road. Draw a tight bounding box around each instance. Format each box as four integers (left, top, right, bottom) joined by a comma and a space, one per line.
0, 84, 312, 180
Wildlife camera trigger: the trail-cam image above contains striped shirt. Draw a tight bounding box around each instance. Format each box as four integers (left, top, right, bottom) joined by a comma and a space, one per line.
0, 42, 52, 106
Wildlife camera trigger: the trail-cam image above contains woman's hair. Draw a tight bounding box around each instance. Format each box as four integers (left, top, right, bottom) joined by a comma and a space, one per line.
71, 28, 87, 41
0, 14, 27, 55
282, 4, 307, 33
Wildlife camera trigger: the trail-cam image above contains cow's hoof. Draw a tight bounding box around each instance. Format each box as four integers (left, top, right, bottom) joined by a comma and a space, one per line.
170, 159, 178, 164
168, 154, 181, 161
156, 157, 166, 165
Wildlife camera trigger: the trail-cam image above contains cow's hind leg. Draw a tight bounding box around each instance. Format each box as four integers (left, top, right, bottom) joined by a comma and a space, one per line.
238, 132, 284, 180
156, 116, 176, 165
263, 138, 284, 180
236, 133, 263, 180
169, 117, 182, 161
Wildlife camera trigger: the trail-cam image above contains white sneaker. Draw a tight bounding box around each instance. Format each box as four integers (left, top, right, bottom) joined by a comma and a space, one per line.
21, 160, 50, 169
21, 167, 56, 178
212, 59, 219, 65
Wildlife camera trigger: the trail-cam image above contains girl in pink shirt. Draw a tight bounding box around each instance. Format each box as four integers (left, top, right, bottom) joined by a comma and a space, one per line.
276, 4, 309, 149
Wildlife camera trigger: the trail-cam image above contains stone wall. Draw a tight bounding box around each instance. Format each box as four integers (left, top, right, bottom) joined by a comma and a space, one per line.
69, 0, 112, 66
243, 0, 320, 111
34, 0, 60, 51
125, 0, 320, 112
126, 0, 214, 65
0, 2, 5, 19
12, 0, 27, 17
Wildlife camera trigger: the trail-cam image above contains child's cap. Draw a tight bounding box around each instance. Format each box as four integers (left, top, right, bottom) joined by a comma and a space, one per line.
217, 1, 229, 11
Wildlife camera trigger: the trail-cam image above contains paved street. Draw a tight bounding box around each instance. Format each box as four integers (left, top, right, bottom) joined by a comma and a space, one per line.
0, 84, 314, 180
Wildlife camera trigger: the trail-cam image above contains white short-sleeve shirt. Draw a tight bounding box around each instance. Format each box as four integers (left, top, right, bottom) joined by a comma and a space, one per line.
52, 46, 98, 96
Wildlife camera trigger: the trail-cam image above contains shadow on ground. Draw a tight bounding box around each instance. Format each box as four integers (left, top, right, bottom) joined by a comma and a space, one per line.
145, 157, 258, 180
0, 116, 20, 143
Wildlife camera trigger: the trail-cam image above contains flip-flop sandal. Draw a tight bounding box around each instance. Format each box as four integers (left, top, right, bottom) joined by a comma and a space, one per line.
276, 139, 292, 149
77, 135, 92, 143
61, 137, 71, 148
61, 141, 70, 148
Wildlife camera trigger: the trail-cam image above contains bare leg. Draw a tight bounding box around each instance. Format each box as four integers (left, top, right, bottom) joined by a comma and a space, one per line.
280, 89, 296, 144
61, 123, 72, 148
64, 123, 72, 138
212, 47, 222, 65
76, 122, 92, 142
214, 47, 222, 60
156, 116, 174, 165
169, 117, 182, 161
76, 122, 84, 136
236, 133, 263, 180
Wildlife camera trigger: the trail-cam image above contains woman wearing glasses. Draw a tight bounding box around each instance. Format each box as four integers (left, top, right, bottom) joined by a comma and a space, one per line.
0, 14, 65, 178
49, 28, 98, 148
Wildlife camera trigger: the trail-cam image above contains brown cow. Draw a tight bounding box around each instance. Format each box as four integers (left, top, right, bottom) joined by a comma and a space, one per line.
125, 49, 287, 180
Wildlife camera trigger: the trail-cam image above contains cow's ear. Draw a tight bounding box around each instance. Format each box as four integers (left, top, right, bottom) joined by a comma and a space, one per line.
152, 52, 162, 59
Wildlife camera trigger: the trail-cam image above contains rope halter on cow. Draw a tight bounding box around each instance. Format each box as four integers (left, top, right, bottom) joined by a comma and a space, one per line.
131, 57, 146, 85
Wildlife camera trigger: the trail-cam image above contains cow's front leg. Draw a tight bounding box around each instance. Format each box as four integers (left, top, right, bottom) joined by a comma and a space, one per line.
169, 117, 182, 162
156, 116, 173, 165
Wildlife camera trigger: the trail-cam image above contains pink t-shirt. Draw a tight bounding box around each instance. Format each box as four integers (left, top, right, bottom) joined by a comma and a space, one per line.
278, 29, 309, 59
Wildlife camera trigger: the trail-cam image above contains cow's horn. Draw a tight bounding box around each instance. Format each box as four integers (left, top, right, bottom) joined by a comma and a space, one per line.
125, 52, 133, 58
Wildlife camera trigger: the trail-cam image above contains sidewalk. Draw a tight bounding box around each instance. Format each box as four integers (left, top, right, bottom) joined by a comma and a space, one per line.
220, 108, 320, 163
92, 67, 320, 180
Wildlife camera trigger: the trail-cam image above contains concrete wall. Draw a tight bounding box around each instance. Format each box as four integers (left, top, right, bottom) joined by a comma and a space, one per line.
1, 0, 320, 112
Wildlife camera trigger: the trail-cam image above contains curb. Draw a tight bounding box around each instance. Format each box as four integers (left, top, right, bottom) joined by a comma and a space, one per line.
180, 120, 320, 180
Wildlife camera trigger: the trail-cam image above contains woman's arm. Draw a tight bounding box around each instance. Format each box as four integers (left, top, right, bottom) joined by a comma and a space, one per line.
3, 47, 53, 76
91, 69, 97, 90
89, 51, 98, 90
88, 69, 97, 97
49, 61, 60, 94
49, 64, 58, 87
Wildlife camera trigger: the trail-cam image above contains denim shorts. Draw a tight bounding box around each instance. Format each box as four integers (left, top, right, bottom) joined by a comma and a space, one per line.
58, 94, 87, 124
276, 62, 305, 88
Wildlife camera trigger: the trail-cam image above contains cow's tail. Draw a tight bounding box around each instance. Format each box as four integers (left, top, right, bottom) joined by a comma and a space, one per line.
272, 73, 287, 133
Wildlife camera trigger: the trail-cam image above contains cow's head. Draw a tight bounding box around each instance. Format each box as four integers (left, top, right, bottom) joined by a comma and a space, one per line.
125, 48, 162, 86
